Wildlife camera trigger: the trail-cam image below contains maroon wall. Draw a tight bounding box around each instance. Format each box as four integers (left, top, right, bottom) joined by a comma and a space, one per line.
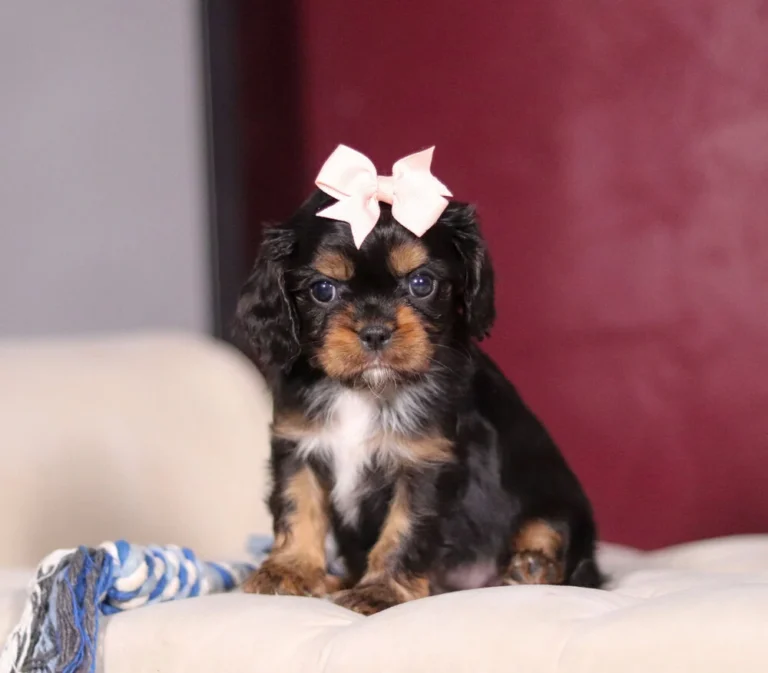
280, 1, 768, 548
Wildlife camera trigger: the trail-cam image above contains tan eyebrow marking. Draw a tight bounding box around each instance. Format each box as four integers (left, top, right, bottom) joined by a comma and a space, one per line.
313, 249, 354, 281
388, 241, 428, 276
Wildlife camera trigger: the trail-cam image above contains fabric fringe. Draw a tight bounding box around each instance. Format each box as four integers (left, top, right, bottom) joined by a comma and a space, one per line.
0, 542, 255, 673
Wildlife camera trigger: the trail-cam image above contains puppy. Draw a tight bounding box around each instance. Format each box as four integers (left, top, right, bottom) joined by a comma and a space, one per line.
234, 189, 603, 615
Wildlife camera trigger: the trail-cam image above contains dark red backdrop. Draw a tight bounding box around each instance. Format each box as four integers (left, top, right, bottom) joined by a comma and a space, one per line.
240, 1, 768, 549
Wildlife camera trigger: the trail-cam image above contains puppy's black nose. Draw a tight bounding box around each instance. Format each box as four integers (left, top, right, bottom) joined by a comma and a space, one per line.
358, 325, 393, 351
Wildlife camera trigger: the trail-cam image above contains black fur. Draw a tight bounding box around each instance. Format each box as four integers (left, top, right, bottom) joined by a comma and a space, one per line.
233, 226, 300, 379
235, 190, 603, 612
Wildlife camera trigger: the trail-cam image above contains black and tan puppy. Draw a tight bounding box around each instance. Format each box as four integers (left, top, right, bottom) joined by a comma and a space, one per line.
234, 190, 603, 615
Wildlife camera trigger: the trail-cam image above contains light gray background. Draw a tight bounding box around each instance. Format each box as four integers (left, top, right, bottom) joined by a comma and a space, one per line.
0, 1, 210, 336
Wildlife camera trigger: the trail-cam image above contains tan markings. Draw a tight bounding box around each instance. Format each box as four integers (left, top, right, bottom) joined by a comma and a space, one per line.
366, 480, 412, 575
364, 481, 431, 600
314, 249, 354, 281
506, 519, 565, 585
243, 465, 333, 597
333, 575, 429, 615
514, 519, 563, 559
273, 531, 287, 549
384, 304, 434, 373
317, 302, 433, 380
392, 575, 430, 602
333, 573, 430, 615
271, 411, 320, 442
399, 434, 453, 463
272, 466, 329, 569
316, 307, 370, 379
388, 241, 428, 276
242, 557, 334, 596
274, 408, 452, 468
333, 480, 430, 614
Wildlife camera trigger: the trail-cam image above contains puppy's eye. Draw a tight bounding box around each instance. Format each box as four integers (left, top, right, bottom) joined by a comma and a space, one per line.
310, 279, 337, 303
408, 273, 434, 298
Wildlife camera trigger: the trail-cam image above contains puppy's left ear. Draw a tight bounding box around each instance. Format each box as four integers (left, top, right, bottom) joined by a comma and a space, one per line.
446, 204, 496, 340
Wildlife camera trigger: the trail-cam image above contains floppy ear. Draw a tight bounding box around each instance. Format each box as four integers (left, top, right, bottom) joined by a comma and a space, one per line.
446, 204, 496, 340
232, 226, 300, 375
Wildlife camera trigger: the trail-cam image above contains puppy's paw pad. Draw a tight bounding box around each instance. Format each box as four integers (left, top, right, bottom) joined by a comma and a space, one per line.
242, 561, 326, 597
332, 583, 400, 616
509, 550, 562, 585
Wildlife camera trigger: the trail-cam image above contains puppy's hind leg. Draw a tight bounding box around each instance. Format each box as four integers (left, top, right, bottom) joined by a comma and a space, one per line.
504, 519, 566, 585
503, 518, 604, 588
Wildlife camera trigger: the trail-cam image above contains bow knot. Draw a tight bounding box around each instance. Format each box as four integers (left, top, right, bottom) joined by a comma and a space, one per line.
315, 145, 452, 248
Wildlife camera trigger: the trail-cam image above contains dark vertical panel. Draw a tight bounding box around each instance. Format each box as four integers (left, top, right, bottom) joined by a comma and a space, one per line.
203, 0, 305, 338
201, 0, 247, 338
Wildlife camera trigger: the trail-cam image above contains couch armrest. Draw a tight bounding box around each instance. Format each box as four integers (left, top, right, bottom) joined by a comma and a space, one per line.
0, 333, 272, 566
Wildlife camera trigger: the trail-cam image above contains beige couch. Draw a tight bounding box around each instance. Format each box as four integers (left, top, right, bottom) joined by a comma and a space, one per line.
1, 334, 767, 672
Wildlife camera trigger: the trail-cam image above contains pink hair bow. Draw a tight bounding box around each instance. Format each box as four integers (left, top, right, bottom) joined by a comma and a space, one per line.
315, 145, 452, 248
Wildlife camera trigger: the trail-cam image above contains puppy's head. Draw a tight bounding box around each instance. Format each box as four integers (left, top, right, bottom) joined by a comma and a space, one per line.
234, 190, 495, 387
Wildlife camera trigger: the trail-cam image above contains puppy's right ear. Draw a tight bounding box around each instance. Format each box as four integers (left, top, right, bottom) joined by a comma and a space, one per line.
232, 226, 300, 376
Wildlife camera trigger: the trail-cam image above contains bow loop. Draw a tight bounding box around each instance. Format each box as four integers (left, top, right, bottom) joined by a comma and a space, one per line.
315, 145, 451, 248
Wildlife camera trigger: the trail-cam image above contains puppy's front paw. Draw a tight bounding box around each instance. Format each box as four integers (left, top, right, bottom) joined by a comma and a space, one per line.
332, 582, 401, 616
508, 550, 563, 585
242, 559, 328, 597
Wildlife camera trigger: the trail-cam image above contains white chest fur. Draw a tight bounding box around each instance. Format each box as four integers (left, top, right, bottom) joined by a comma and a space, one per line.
295, 388, 415, 526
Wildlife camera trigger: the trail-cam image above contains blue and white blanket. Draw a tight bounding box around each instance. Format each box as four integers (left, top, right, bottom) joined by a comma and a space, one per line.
0, 537, 276, 673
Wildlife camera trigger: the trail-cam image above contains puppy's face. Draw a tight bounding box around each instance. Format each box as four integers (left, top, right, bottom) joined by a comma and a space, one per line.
296, 220, 450, 386
235, 191, 495, 388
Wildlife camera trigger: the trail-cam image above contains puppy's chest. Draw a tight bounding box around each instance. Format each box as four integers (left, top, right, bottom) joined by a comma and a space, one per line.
295, 390, 413, 526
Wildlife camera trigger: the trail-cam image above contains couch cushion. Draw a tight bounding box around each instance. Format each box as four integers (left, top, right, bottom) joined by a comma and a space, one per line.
0, 333, 273, 566
3, 536, 767, 672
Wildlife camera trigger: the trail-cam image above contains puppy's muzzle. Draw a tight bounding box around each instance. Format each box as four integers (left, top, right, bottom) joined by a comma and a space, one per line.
358, 324, 393, 352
